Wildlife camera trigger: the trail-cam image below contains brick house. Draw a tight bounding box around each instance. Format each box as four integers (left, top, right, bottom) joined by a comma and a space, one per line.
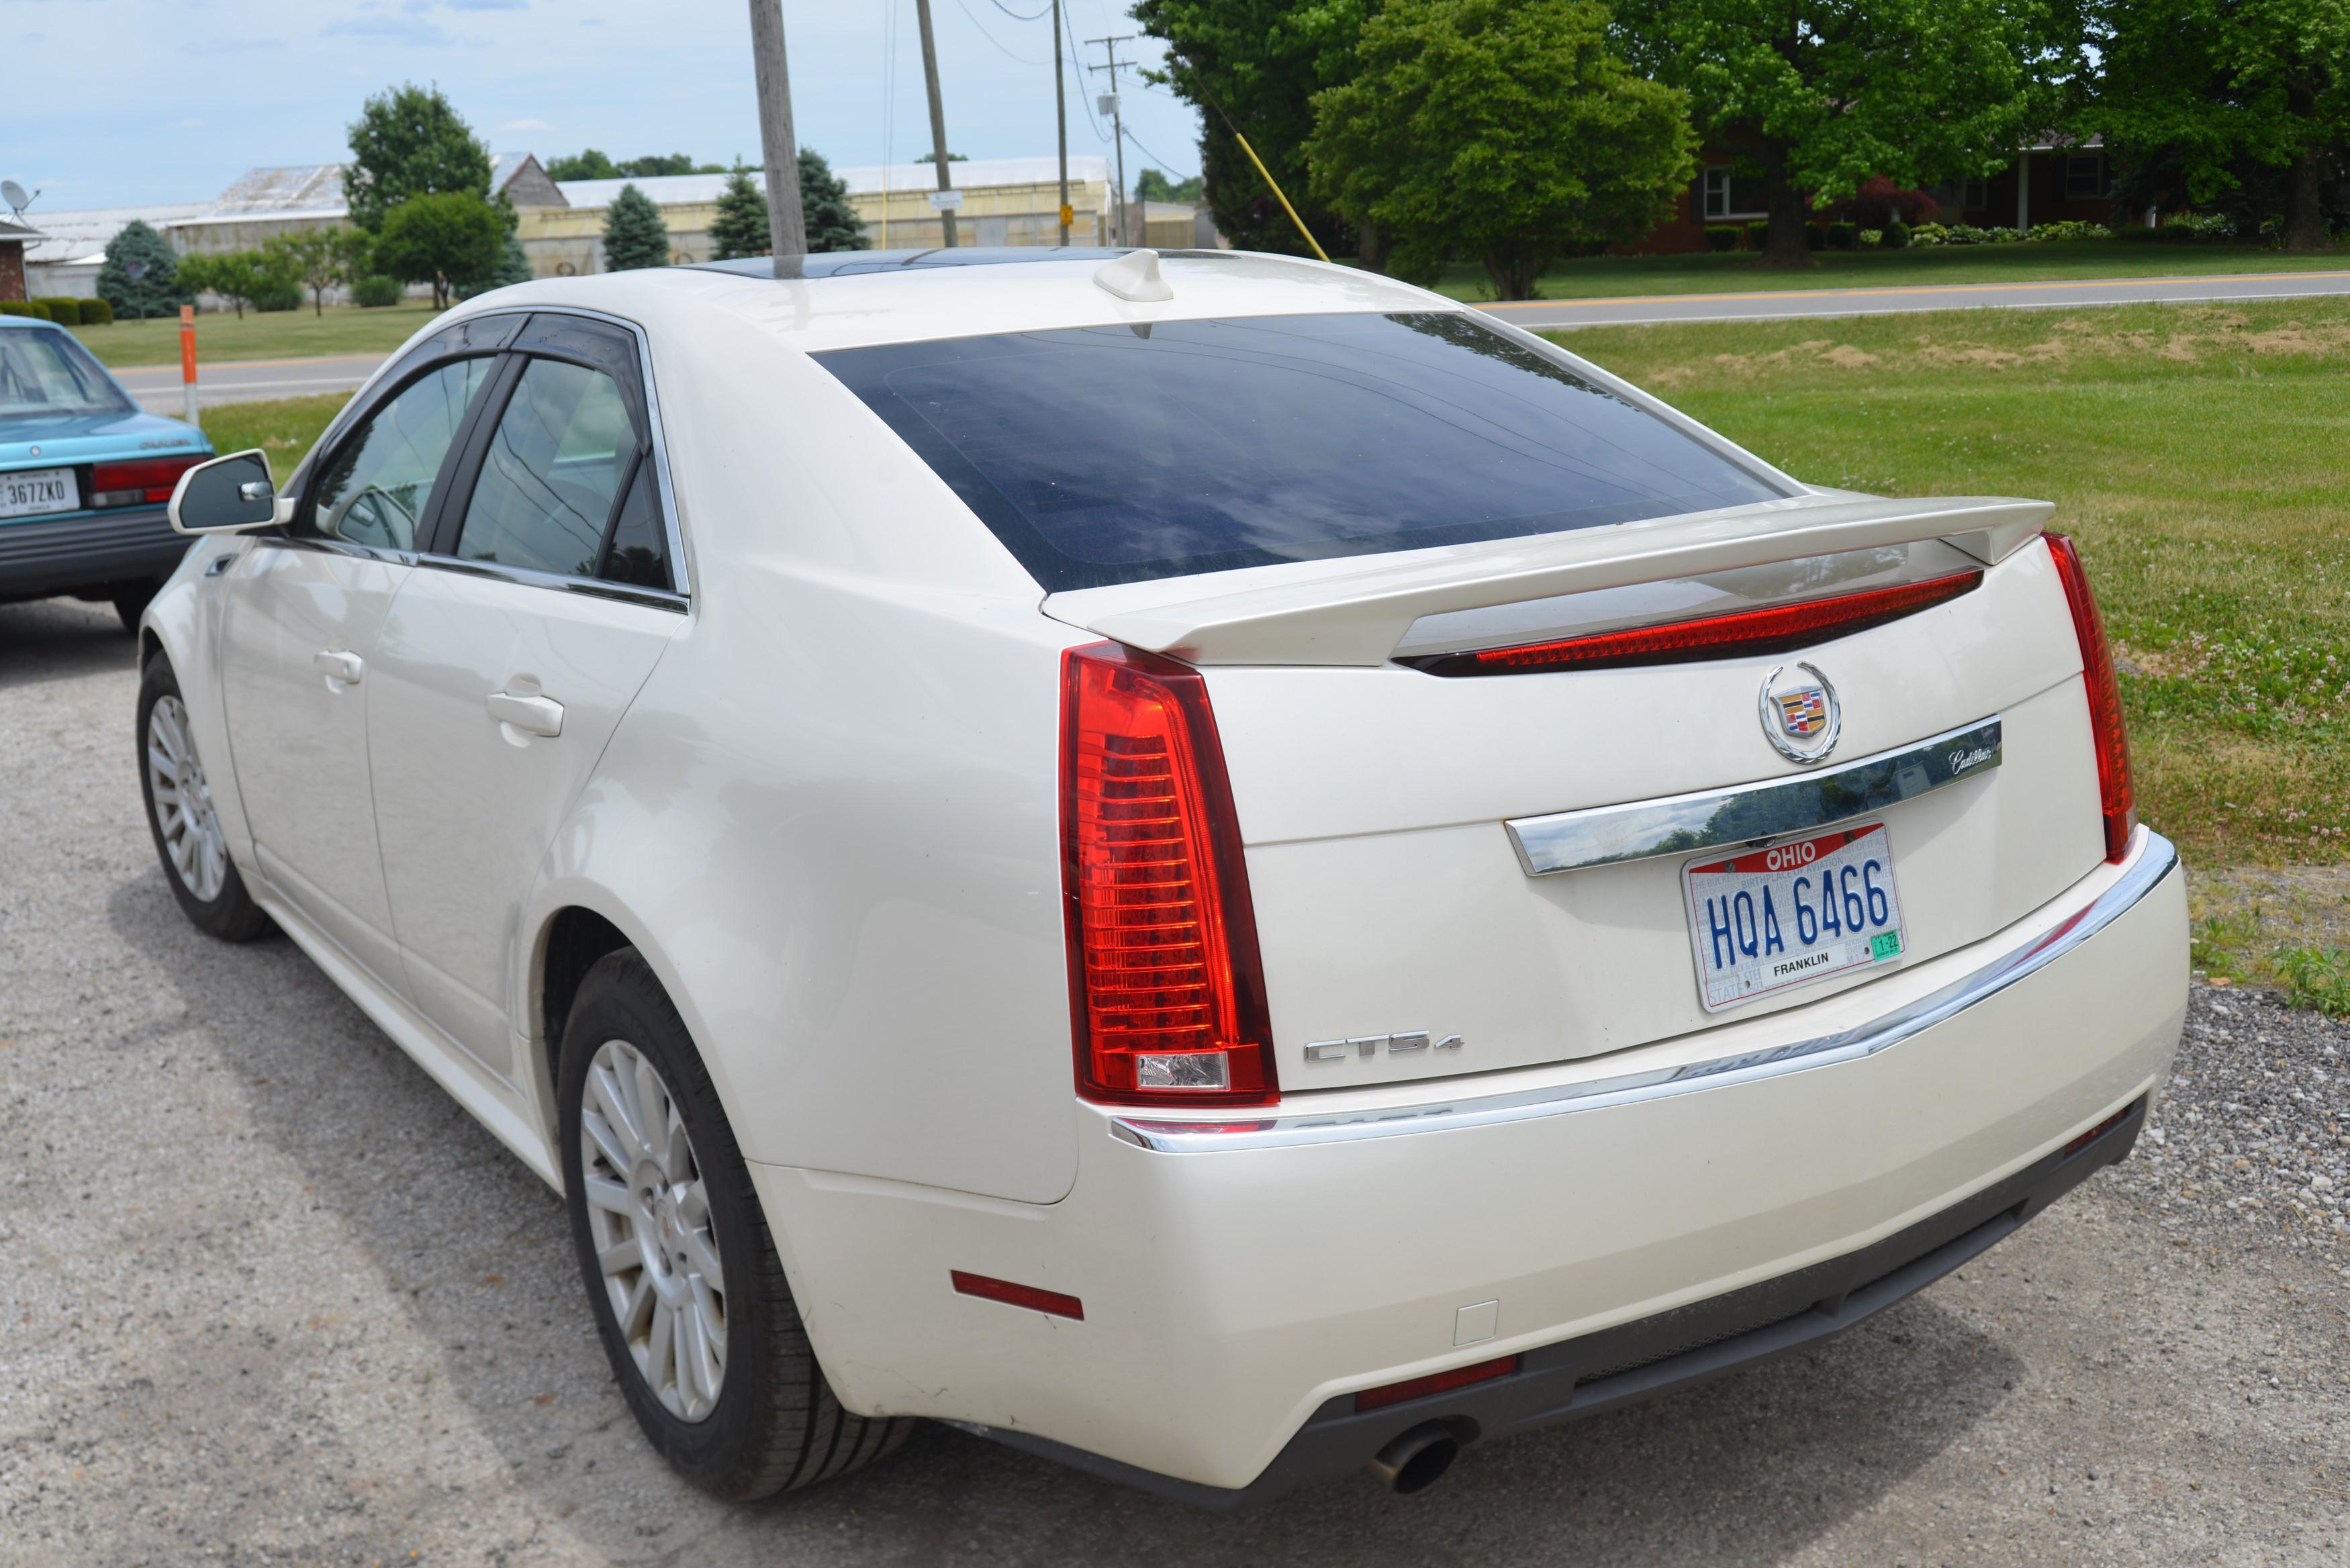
1630, 136, 2124, 252
0, 213, 42, 301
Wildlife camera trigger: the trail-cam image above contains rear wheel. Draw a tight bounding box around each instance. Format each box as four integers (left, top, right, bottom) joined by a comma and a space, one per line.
137, 654, 271, 941
559, 950, 913, 1499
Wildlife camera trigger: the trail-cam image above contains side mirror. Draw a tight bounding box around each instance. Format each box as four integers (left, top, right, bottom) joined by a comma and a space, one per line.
169, 450, 285, 536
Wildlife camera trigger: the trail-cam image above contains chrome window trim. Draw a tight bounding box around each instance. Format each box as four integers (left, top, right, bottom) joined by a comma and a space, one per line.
1109, 828, 2177, 1155
1505, 715, 2003, 877
410, 550, 690, 614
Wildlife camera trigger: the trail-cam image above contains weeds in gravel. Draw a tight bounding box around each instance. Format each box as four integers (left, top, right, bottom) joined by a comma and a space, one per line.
2275, 946, 2350, 1017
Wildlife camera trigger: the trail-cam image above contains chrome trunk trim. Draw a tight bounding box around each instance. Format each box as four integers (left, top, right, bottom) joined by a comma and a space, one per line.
1109, 829, 2176, 1154
1505, 716, 2003, 877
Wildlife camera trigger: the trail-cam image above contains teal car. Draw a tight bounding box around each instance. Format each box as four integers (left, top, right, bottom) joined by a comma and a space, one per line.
0, 315, 213, 628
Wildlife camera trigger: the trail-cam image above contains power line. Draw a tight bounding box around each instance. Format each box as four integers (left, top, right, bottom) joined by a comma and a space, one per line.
1061, 2, 1109, 143
1121, 126, 1196, 183
953, 0, 1049, 62
984, 0, 1052, 17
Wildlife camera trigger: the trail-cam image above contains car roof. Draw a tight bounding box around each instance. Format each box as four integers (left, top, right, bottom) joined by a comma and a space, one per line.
449, 247, 1462, 356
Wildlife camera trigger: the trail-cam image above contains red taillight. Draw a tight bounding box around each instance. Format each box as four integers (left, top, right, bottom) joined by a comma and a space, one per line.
2044, 532, 2137, 862
90, 455, 204, 505
1060, 642, 1277, 1106
1354, 1355, 1520, 1412
950, 1271, 1085, 1320
1411, 570, 1983, 677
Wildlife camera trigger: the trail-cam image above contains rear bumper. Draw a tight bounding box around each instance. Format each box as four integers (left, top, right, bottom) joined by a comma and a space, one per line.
0, 506, 188, 599
753, 828, 2186, 1498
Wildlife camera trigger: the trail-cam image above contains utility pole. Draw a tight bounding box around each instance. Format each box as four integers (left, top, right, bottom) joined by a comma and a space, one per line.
1085, 34, 1134, 246
747, 0, 806, 266
912, 0, 959, 248
1053, 0, 1070, 245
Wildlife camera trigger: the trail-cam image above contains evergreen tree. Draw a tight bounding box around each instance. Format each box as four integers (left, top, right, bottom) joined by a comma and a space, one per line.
96, 219, 186, 320
602, 184, 672, 271
345, 83, 493, 233
709, 167, 771, 260
800, 148, 871, 253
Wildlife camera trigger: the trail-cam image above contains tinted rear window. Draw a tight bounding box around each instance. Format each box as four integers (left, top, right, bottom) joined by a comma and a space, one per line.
815, 311, 1784, 591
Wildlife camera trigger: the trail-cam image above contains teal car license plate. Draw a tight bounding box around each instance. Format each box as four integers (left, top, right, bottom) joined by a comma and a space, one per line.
0, 466, 75, 520
1683, 822, 1906, 1012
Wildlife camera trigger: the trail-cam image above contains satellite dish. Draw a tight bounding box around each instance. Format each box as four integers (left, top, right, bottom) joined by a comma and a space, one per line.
0, 181, 30, 219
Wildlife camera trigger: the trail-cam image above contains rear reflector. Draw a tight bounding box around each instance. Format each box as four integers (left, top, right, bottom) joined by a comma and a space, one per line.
90, 454, 205, 505
1354, 1355, 1520, 1412
2042, 532, 2137, 862
1061, 642, 1277, 1106
2062, 1101, 2136, 1158
1406, 570, 1983, 677
950, 1270, 1085, 1320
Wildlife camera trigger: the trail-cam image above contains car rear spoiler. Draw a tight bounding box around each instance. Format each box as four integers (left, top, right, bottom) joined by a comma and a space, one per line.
1049, 494, 2054, 667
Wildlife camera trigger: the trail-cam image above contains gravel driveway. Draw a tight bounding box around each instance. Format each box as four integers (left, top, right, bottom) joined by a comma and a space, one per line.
3, 596, 2345, 1567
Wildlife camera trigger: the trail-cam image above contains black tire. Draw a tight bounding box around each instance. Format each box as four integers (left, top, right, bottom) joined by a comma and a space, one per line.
113, 579, 160, 634
137, 653, 273, 942
559, 949, 913, 1500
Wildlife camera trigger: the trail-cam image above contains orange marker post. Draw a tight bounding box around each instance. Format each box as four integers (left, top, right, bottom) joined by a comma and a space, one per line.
178, 304, 199, 427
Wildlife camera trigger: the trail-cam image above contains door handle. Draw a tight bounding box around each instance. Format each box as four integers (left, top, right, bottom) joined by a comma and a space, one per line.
486, 691, 565, 738
313, 649, 363, 684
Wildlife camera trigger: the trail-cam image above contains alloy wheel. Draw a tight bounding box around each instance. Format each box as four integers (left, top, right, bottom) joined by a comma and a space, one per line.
146, 695, 228, 903
579, 1038, 728, 1422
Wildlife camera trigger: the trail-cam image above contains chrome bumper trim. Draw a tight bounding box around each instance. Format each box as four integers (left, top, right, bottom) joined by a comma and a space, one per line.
1505, 715, 2004, 876
1111, 828, 2177, 1154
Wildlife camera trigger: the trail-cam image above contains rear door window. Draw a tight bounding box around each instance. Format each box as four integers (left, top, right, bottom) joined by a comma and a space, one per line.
814, 311, 1787, 591
453, 358, 640, 579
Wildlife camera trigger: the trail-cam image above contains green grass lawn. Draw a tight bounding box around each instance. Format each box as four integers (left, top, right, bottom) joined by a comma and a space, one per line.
199, 393, 350, 484
1554, 297, 2350, 998
71, 302, 445, 368
1392, 239, 2350, 302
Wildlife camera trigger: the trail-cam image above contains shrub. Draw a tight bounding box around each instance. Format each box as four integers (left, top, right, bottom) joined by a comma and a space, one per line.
1885, 218, 1914, 248
1804, 224, 1824, 250
2028, 219, 2109, 242
78, 297, 113, 326
252, 277, 303, 312
1845, 177, 1936, 230
1744, 220, 1770, 250
1703, 224, 1741, 252
351, 274, 404, 307
0, 301, 37, 318
34, 297, 83, 323
1827, 221, 1859, 250
1859, 228, 1883, 248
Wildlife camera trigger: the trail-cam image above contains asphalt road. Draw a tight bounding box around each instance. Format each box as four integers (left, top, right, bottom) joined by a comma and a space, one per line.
112, 353, 383, 413
2, 594, 2346, 1567
1482, 268, 2350, 330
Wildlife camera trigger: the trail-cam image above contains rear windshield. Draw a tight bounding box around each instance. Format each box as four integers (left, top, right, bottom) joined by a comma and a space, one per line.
0, 328, 132, 419
815, 311, 1785, 591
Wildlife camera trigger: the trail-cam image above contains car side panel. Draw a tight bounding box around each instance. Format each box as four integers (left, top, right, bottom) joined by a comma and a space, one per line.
139, 534, 258, 868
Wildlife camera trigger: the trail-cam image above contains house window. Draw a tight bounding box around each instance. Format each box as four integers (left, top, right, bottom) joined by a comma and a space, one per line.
1701, 168, 1767, 220
2065, 154, 2104, 199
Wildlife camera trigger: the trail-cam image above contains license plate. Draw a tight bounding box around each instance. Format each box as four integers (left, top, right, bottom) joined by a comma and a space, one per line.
0, 467, 76, 520
1683, 823, 1906, 1012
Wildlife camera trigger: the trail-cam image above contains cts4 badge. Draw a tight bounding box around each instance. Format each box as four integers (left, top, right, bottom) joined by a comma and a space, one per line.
1758, 662, 1841, 765
1303, 1032, 1464, 1064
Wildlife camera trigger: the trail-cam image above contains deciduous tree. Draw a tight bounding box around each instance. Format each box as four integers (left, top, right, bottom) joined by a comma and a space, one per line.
2092, 0, 2348, 250
263, 227, 372, 315
373, 191, 506, 307
1613, 0, 2066, 265
346, 83, 493, 233
1309, 0, 1696, 300
1135, 0, 1373, 256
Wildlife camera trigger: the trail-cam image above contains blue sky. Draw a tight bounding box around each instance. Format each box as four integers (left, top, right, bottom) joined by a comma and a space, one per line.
3, 0, 1205, 211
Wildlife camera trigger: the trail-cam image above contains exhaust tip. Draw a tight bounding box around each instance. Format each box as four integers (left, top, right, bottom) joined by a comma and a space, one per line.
1366, 1422, 1461, 1495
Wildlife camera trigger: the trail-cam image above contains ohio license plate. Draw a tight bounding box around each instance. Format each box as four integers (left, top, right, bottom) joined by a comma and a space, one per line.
0, 467, 75, 520
1683, 823, 1906, 1012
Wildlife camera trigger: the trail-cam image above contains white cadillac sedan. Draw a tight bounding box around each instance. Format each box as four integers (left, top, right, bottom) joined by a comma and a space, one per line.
140, 248, 2185, 1506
